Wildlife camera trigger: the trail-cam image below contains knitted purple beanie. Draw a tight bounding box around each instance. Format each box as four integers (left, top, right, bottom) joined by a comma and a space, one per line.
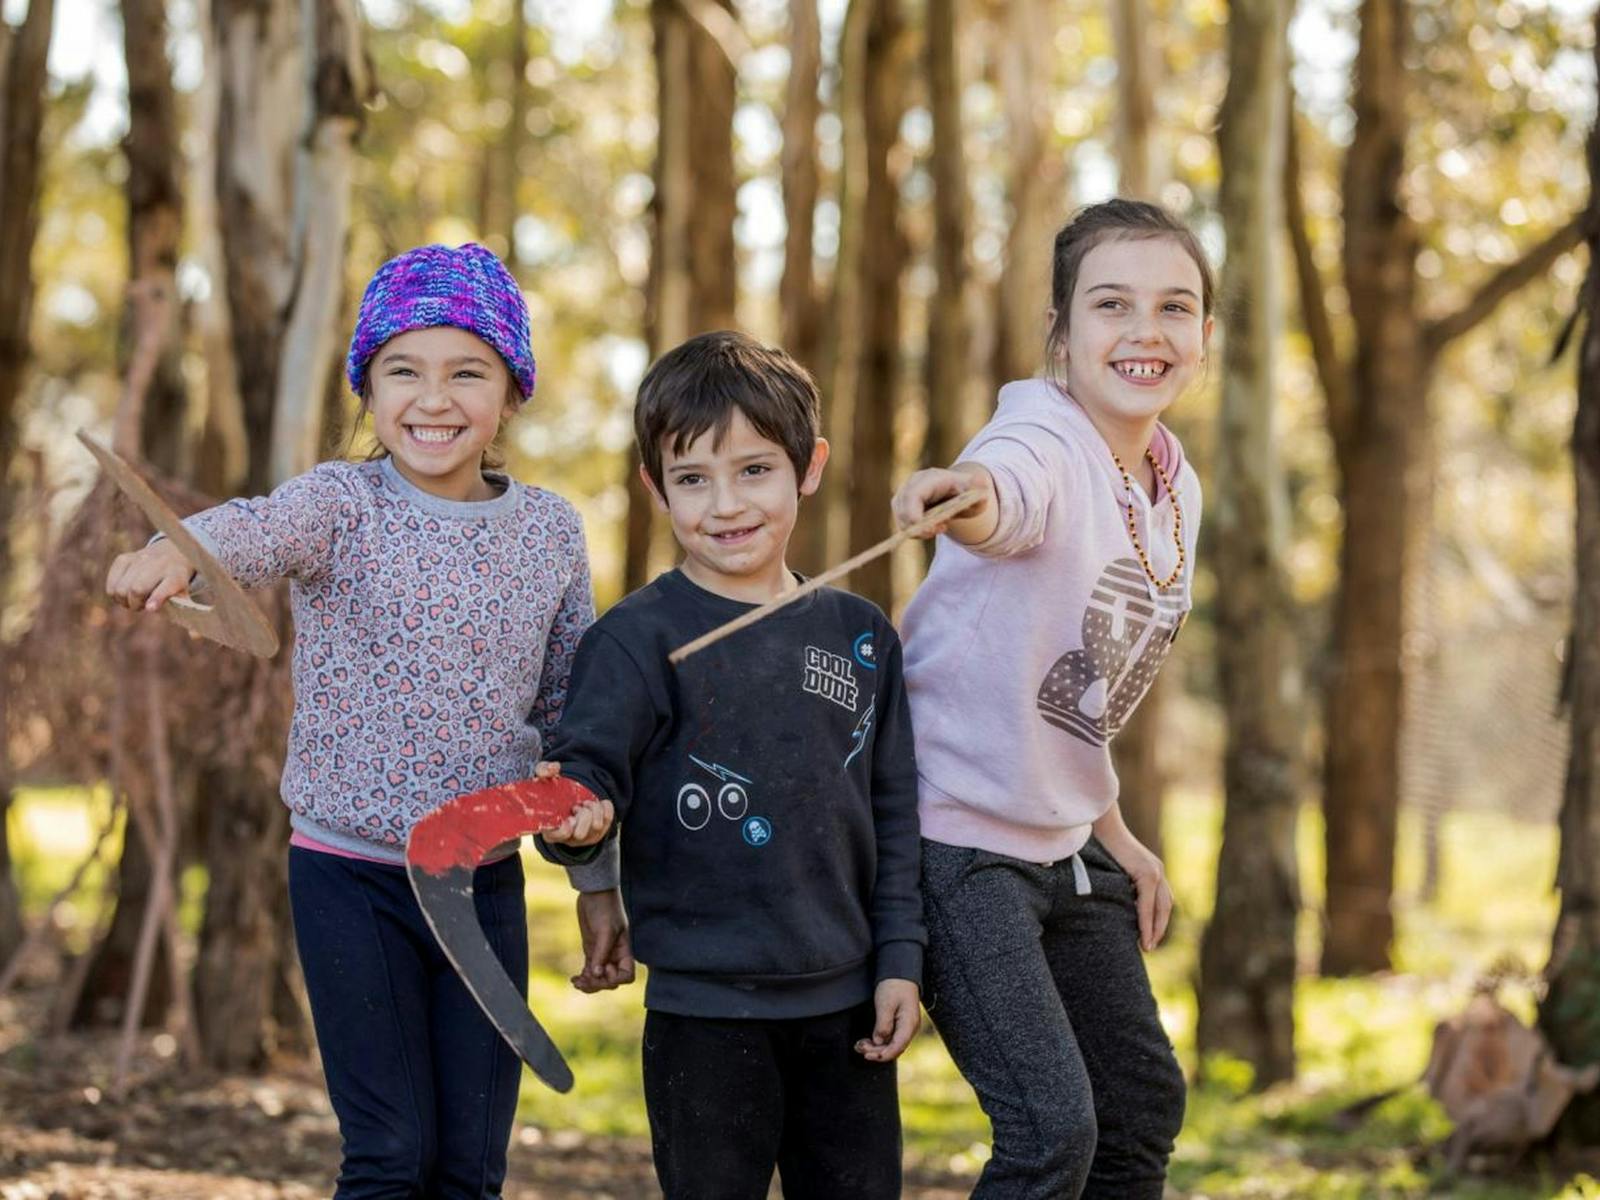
346, 243, 536, 400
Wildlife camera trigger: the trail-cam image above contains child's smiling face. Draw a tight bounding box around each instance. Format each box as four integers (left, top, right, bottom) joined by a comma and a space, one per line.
368, 325, 517, 501
1058, 236, 1212, 431
646, 408, 828, 603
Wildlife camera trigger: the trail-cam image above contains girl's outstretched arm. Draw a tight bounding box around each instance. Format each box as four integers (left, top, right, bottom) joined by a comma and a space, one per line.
891, 462, 997, 545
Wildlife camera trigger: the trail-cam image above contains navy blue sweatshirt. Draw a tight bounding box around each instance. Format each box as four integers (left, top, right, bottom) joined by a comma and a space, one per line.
541, 569, 924, 1019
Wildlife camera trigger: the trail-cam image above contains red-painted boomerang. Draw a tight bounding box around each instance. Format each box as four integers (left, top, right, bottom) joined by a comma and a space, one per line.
407, 775, 599, 1093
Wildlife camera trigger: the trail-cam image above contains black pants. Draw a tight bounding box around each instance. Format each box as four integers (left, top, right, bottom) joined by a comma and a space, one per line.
922, 837, 1186, 1200
641, 1003, 902, 1199
288, 847, 528, 1200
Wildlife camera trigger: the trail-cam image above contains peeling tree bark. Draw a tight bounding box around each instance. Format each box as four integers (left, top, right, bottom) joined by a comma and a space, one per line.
189, 0, 247, 498
1195, 0, 1301, 1088
268, 0, 369, 482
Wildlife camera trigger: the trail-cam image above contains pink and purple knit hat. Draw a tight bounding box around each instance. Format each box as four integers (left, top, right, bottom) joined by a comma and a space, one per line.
346, 243, 536, 401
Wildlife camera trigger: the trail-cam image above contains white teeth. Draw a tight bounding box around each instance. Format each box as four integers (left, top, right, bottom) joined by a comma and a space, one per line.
1117, 361, 1168, 380
410, 427, 461, 443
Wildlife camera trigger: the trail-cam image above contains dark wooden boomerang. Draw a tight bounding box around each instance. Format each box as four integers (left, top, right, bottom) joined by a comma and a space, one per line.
407, 774, 600, 1093
78, 431, 279, 658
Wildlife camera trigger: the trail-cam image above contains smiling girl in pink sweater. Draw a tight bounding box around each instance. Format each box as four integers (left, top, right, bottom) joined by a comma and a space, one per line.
892, 199, 1212, 1200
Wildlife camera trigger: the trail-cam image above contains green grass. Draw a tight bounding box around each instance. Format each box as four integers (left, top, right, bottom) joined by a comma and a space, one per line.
7, 785, 1579, 1195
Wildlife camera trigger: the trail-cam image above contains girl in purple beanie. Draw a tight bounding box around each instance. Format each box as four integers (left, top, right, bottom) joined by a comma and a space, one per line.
106, 244, 613, 1198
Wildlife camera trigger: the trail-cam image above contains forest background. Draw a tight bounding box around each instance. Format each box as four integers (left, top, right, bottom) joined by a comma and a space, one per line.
4, 0, 1600, 1196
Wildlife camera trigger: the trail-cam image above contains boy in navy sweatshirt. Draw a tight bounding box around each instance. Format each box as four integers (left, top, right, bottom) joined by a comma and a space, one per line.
539, 330, 923, 1199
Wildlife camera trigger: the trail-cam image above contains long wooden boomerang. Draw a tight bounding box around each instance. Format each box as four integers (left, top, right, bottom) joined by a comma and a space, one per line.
78, 431, 279, 658
407, 775, 600, 1093
668, 487, 987, 665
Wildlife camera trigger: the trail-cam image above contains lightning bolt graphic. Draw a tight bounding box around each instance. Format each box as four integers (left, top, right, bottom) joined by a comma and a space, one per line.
689, 755, 753, 785
843, 703, 875, 770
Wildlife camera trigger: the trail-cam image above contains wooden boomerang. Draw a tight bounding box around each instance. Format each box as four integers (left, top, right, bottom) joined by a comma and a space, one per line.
407, 775, 600, 1093
668, 487, 988, 665
79, 431, 279, 658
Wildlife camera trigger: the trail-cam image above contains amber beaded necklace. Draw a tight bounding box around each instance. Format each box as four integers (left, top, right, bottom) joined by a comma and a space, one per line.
1109, 448, 1184, 590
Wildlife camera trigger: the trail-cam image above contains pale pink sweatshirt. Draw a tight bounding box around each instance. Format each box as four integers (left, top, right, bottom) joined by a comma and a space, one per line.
901, 378, 1201, 862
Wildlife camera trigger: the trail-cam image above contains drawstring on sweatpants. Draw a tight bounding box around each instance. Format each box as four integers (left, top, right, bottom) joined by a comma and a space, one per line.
1070, 852, 1091, 896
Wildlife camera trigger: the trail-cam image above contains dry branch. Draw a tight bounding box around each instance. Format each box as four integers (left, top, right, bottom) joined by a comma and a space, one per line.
1283, 98, 1352, 454
1424, 212, 1588, 356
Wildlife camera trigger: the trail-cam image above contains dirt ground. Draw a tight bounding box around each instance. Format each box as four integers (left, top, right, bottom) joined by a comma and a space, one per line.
0, 987, 977, 1200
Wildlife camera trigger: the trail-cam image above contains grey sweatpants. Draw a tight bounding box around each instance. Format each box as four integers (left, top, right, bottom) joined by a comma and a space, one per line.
922, 837, 1185, 1200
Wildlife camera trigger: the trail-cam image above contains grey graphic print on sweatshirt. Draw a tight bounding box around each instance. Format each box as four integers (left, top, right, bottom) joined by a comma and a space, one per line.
1036, 556, 1187, 746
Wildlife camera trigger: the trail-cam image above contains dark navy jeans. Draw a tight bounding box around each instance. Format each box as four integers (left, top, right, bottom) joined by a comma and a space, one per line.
288, 846, 528, 1200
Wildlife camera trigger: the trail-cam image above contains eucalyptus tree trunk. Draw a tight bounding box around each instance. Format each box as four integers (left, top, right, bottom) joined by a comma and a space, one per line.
1107, 0, 1165, 855
992, 0, 1060, 386
845, 0, 909, 612
124, 0, 189, 475
783, 1, 826, 576
1288, 0, 1583, 975
0, 0, 58, 967
193, 0, 368, 1068
67, 0, 191, 1032
484, 0, 529, 264
266, 0, 369, 483
923, 0, 971, 478
781, 1, 822, 376
626, 0, 739, 593
1539, 6, 1600, 1141
1110, 0, 1158, 201
188, 0, 247, 498
687, 2, 737, 334
1195, 0, 1300, 1088
817, 0, 872, 570
1319, 0, 1421, 975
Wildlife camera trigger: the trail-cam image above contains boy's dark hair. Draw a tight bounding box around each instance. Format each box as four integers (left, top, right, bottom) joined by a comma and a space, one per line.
1044, 198, 1215, 378
635, 330, 820, 494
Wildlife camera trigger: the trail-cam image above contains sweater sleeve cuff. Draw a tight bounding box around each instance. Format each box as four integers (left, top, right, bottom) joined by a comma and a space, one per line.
561, 836, 620, 893
874, 939, 924, 990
